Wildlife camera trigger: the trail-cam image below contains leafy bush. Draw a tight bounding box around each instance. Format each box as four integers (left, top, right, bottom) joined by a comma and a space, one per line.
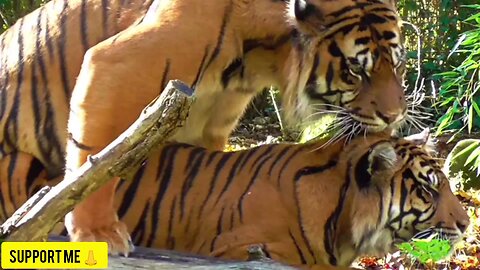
0, 0, 47, 33
435, 4, 480, 135
444, 139, 480, 190
397, 238, 452, 264
433, 5, 480, 188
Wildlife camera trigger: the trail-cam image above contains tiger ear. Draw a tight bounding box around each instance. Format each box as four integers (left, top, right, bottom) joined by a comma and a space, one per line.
404, 128, 432, 147
288, 0, 326, 35
355, 142, 397, 189
368, 143, 397, 174
378, 0, 397, 8
404, 128, 437, 154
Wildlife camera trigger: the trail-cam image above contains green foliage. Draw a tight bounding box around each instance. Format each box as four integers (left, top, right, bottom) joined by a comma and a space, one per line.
434, 5, 480, 186
0, 0, 47, 33
397, 238, 452, 264
434, 4, 480, 135
444, 139, 480, 189
398, 0, 476, 95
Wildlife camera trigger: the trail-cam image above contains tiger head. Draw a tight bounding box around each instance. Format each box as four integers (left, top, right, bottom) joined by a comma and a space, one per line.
345, 128, 469, 261
283, 0, 406, 133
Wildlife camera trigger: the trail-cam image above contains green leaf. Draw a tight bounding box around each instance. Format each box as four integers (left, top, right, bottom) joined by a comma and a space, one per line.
473, 101, 480, 118
451, 141, 480, 161
465, 145, 480, 166
436, 108, 455, 135
448, 34, 466, 59
400, 239, 452, 263
397, 242, 414, 253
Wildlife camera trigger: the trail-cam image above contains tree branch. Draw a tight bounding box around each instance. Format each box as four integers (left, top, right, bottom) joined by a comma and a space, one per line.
0, 80, 194, 242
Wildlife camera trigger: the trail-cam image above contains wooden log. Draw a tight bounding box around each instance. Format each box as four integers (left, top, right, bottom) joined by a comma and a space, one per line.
0, 80, 194, 242
45, 235, 296, 270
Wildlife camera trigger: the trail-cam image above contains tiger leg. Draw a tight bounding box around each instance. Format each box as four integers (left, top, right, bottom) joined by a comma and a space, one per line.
169, 85, 256, 151
173, 87, 256, 150
63, 46, 160, 255
170, 91, 221, 149
63, 4, 236, 253
0, 152, 49, 222
200, 88, 257, 150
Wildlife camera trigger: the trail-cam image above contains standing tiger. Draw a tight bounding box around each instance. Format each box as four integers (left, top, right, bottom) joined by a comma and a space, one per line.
0, 129, 469, 269
0, 0, 407, 254
0, 0, 153, 217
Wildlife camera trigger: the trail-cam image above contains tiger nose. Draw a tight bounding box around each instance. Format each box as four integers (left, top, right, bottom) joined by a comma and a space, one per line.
376, 111, 401, 124
456, 220, 469, 233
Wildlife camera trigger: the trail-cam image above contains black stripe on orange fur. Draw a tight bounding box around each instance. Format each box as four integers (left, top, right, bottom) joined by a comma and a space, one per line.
210, 206, 226, 252
191, 46, 210, 90
197, 151, 235, 218
323, 160, 353, 266
238, 148, 275, 222
180, 148, 206, 220
267, 146, 290, 176
80, 0, 89, 52
58, 0, 71, 102
204, 1, 233, 70
101, 0, 109, 38
289, 229, 307, 264
118, 165, 146, 218
166, 196, 177, 249
4, 19, 23, 152
148, 144, 189, 246
221, 58, 243, 88
131, 201, 150, 245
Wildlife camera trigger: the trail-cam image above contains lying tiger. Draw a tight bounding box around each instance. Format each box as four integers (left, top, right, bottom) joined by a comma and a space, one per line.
2, 129, 469, 269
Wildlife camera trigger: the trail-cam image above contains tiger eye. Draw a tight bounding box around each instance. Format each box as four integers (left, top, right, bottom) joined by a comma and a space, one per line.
347, 58, 363, 76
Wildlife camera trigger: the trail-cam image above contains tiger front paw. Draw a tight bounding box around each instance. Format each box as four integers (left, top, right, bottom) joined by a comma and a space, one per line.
68, 221, 134, 256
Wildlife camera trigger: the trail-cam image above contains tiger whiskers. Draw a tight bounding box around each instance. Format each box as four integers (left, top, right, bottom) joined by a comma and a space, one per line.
306, 103, 351, 118
405, 114, 428, 131
304, 110, 350, 121
401, 95, 434, 134
345, 122, 363, 146
303, 102, 367, 150
313, 116, 362, 151
319, 125, 350, 149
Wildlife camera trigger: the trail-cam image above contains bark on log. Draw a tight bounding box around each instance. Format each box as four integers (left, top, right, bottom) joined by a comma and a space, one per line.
0, 80, 194, 242
47, 235, 297, 270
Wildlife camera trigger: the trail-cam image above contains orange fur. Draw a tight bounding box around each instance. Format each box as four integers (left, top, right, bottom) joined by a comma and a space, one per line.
0, 0, 152, 204
3, 130, 468, 269
64, 0, 408, 253
107, 130, 470, 268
